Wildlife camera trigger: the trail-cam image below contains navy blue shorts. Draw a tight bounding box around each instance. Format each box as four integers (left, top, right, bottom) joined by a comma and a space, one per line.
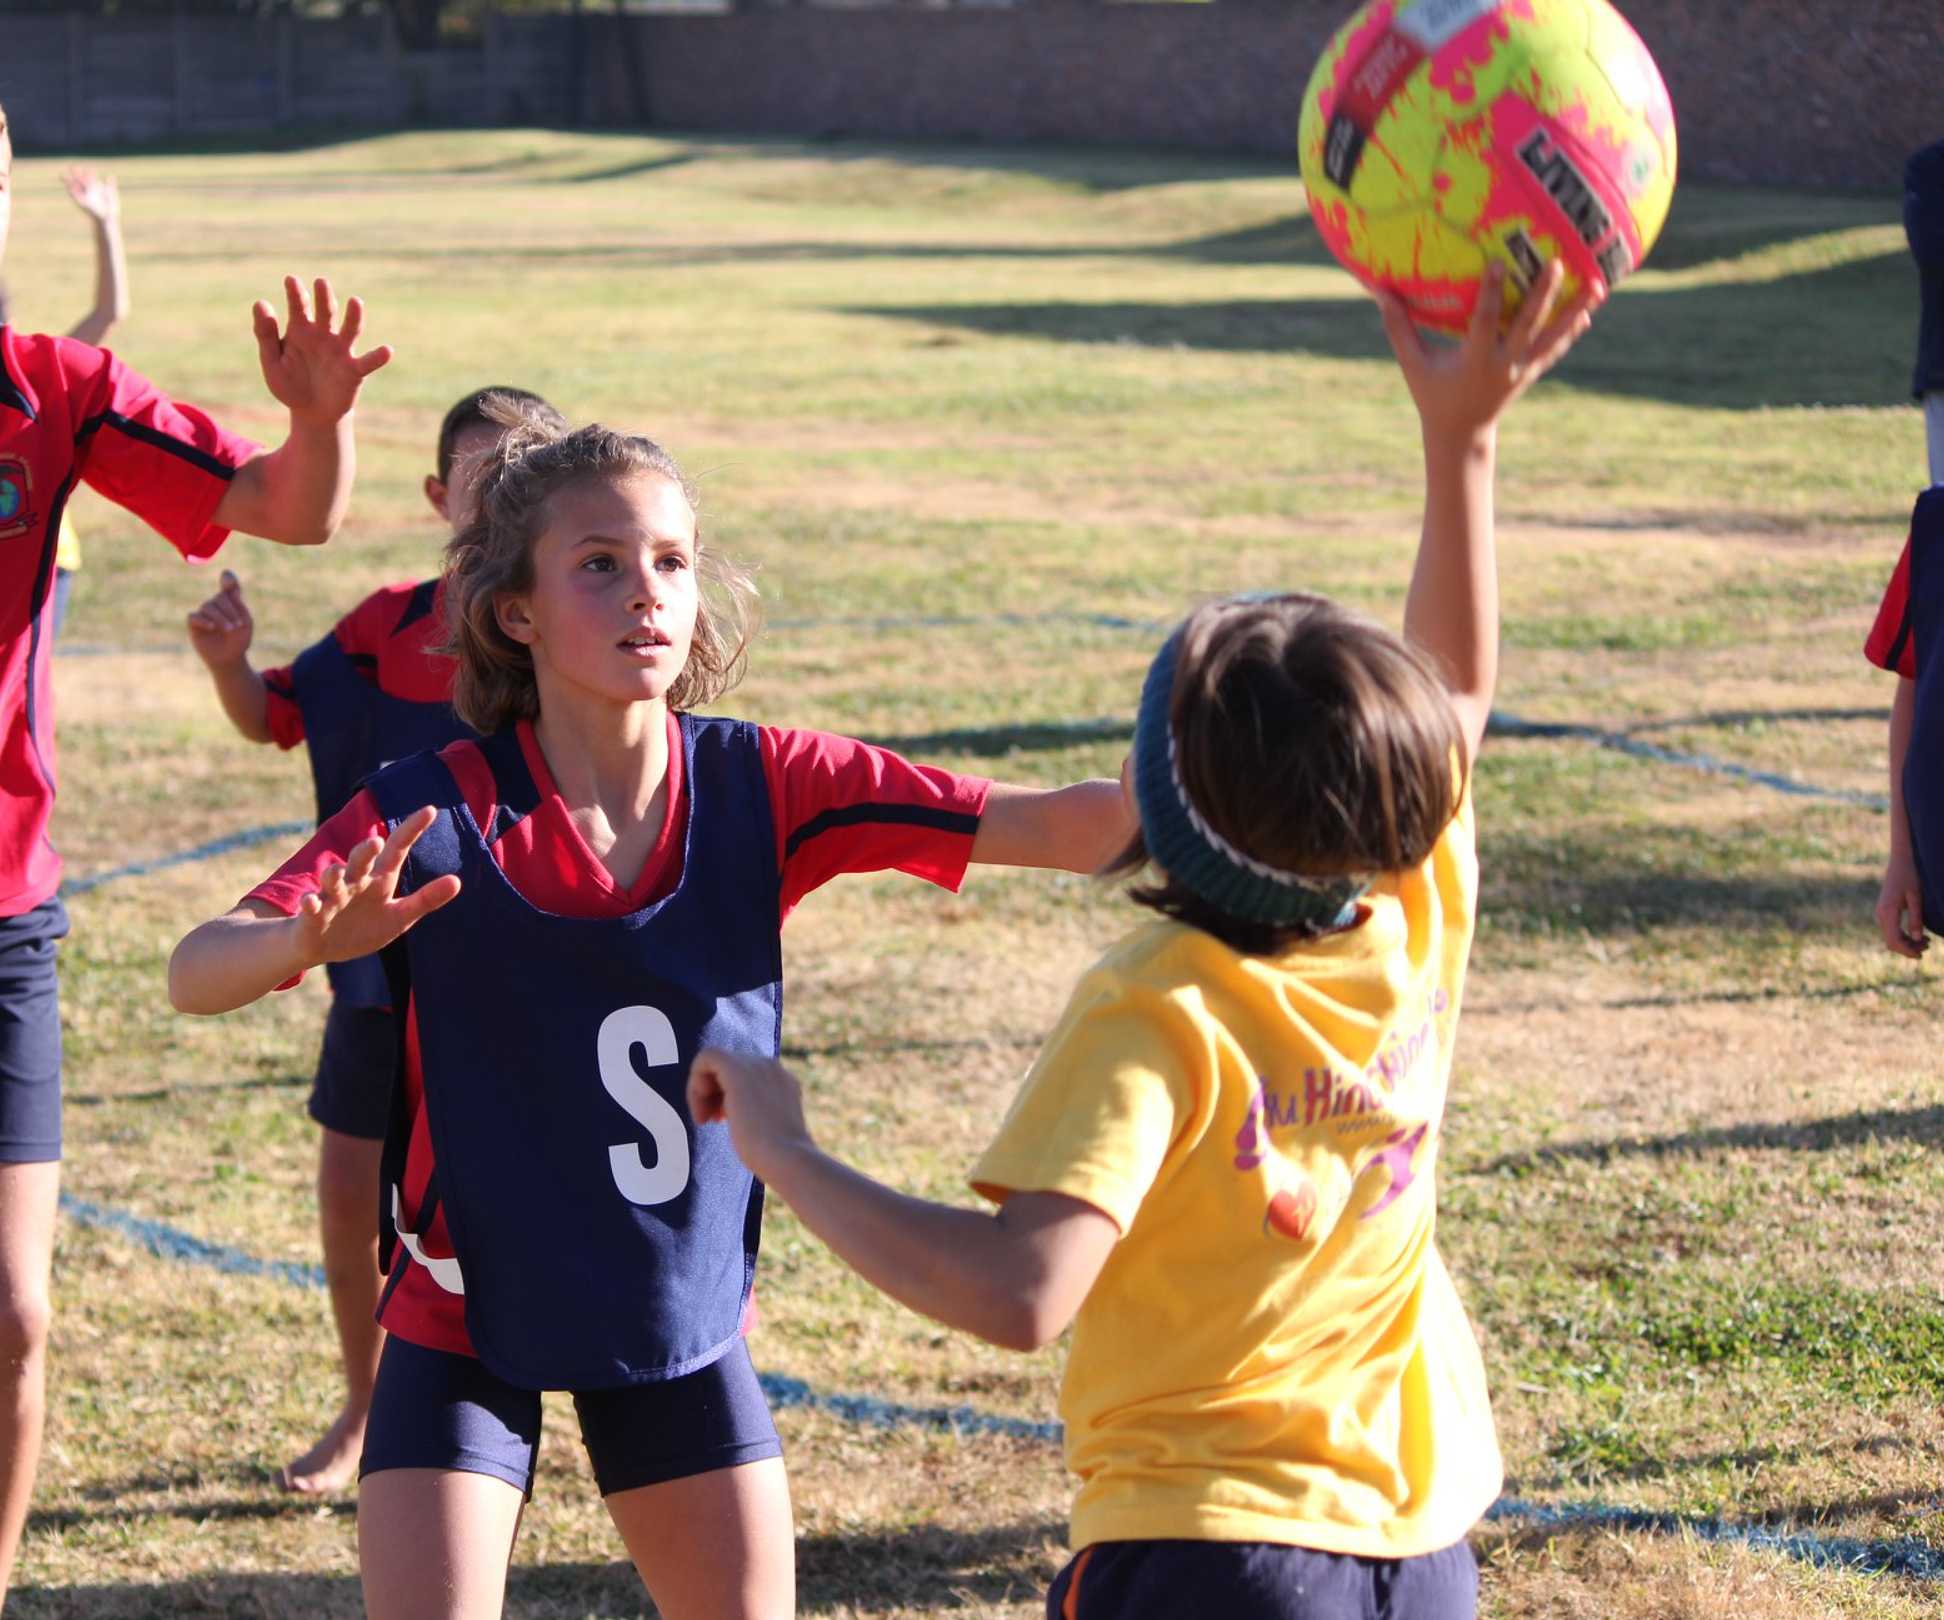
307, 999, 395, 1142
1047, 1536, 1478, 1620
360, 1333, 781, 1498
0, 899, 67, 1164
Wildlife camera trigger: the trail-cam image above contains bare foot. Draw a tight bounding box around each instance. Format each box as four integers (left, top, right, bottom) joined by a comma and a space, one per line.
278, 1401, 369, 1495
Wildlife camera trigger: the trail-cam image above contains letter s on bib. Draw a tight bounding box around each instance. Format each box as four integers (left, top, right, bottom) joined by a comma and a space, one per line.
597, 1005, 692, 1205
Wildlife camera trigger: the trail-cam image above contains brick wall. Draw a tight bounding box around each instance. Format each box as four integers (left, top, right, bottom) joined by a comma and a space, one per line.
592, 2, 1944, 193
0, 7, 1935, 194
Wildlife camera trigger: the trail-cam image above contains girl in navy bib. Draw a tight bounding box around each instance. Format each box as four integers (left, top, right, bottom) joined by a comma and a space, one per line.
170, 411, 1131, 1619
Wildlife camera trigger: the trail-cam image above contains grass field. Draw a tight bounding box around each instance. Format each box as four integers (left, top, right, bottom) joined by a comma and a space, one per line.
3, 127, 1937, 1618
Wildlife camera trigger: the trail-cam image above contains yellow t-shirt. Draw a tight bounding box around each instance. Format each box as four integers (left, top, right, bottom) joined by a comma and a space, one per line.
970, 794, 1497, 1559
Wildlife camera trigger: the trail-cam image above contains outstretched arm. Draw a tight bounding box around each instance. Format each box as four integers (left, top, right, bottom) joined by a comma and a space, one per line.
169, 808, 458, 1014
212, 276, 392, 548
690, 1051, 1119, 1351
62, 168, 129, 348
1390, 262, 1600, 765
969, 778, 1132, 873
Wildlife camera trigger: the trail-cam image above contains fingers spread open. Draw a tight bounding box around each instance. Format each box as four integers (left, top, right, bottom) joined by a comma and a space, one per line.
374, 806, 439, 883
1466, 263, 1505, 349
251, 300, 280, 360
313, 277, 336, 332
1504, 258, 1563, 354
1376, 292, 1425, 369
283, 274, 306, 331
342, 834, 384, 890
395, 873, 462, 930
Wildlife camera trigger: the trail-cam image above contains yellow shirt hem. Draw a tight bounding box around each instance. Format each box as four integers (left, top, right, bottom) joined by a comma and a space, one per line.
1071, 1475, 1501, 1562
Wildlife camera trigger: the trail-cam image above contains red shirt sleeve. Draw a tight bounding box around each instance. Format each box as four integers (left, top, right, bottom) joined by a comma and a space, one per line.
260, 663, 305, 750
245, 787, 388, 921
762, 727, 991, 921
334, 591, 395, 666
1865, 536, 1917, 678
60, 340, 262, 561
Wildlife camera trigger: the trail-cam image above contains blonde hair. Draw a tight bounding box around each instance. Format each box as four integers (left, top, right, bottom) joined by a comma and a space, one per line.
439, 406, 757, 733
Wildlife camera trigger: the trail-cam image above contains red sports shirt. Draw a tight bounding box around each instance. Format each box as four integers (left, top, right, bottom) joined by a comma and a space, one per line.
1866, 536, 1917, 678
246, 715, 991, 1356
0, 328, 260, 913
261, 577, 451, 749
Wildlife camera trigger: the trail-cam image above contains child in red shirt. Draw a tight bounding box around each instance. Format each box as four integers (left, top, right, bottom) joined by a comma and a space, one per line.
0, 100, 390, 1605
185, 386, 565, 1496
169, 409, 1130, 1618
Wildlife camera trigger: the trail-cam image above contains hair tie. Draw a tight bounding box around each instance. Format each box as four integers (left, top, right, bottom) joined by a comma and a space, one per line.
1131, 617, 1369, 931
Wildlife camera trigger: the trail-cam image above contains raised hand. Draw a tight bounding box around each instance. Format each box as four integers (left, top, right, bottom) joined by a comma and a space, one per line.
62, 166, 118, 224
251, 275, 393, 426
294, 807, 461, 967
688, 1049, 814, 1183
185, 569, 254, 670
1379, 260, 1602, 445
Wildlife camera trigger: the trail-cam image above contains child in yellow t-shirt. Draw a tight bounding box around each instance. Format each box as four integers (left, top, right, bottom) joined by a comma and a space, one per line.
690, 261, 1599, 1620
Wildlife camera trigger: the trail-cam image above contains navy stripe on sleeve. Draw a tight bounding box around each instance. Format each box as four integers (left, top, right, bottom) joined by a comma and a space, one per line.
75, 409, 239, 481
784, 801, 980, 861
1886, 610, 1915, 675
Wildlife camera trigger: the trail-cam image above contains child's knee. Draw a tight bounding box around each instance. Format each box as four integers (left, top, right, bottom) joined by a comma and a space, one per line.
0, 1289, 53, 1368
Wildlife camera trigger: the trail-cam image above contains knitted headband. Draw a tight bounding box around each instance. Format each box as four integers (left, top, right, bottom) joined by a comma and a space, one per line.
1130, 609, 1370, 931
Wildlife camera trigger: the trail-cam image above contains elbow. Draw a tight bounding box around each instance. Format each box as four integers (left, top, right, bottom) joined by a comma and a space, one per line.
166, 943, 215, 1016
987, 1287, 1071, 1353
281, 520, 335, 549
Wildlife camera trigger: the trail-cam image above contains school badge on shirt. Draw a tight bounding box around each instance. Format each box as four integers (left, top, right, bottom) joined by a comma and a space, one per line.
0, 458, 35, 542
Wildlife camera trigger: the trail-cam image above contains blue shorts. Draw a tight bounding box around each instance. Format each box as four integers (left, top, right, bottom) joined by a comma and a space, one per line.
307, 999, 395, 1142
360, 1333, 782, 1498
1047, 1536, 1478, 1620
0, 899, 67, 1164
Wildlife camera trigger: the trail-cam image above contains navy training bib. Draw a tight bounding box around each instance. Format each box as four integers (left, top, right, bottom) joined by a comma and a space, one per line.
1905, 487, 1944, 935
291, 581, 476, 1007
371, 718, 781, 1390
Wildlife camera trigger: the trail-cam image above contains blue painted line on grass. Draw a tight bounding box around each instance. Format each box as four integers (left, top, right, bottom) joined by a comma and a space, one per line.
768, 610, 1163, 634
57, 821, 313, 899
47, 705, 1879, 903
1485, 1496, 1944, 1582
1487, 714, 1890, 811
57, 1195, 1944, 1582
757, 1372, 1062, 1443
59, 1193, 328, 1291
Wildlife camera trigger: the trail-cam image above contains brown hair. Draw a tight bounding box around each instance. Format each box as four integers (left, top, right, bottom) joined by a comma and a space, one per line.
1108, 593, 1465, 955
439, 408, 757, 734
436, 386, 564, 483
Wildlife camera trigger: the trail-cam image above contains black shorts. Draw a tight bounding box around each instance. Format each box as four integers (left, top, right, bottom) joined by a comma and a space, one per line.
0, 899, 67, 1164
1047, 1536, 1478, 1620
307, 999, 396, 1142
359, 1334, 782, 1499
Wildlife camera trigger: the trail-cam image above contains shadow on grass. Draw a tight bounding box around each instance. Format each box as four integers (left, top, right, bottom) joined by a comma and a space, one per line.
861, 717, 1131, 758
1468, 1101, 1944, 1177
1480, 842, 1874, 940
1620, 706, 1890, 734
8, 1518, 1064, 1617
799, 1516, 1065, 1613
843, 243, 1909, 411
65, 1073, 307, 1110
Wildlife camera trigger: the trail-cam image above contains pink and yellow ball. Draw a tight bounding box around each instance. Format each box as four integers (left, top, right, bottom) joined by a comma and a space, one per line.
1298, 0, 1677, 330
